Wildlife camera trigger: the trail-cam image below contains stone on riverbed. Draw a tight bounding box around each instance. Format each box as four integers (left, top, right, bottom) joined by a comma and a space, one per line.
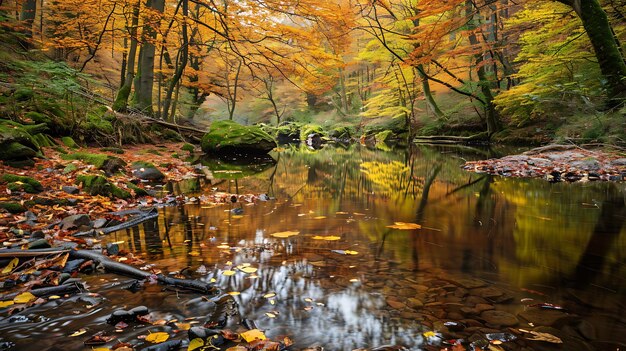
60, 214, 91, 230
131, 161, 165, 181
480, 310, 519, 327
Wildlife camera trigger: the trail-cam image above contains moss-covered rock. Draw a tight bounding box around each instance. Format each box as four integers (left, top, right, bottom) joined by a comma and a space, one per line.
364, 117, 407, 135
1, 174, 43, 193
329, 126, 353, 140
100, 147, 125, 154
181, 143, 195, 154
61, 136, 78, 149
126, 182, 149, 196
375, 130, 394, 144
0, 202, 27, 213
76, 175, 131, 199
300, 124, 326, 141
24, 111, 52, 125
201, 120, 276, 154
276, 123, 300, 143
61, 152, 126, 175
0, 120, 41, 162
32, 133, 55, 148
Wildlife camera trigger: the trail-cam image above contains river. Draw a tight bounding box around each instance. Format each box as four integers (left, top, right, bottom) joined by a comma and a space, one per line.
1, 144, 625, 350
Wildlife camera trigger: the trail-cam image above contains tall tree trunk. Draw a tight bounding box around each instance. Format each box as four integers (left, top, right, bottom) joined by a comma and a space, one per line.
19, 0, 37, 44
556, 0, 626, 106
466, 0, 500, 135
132, 0, 165, 116
113, 1, 140, 112
163, 0, 189, 122
411, 16, 444, 119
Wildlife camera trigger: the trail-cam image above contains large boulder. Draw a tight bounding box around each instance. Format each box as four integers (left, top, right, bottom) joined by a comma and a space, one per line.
201, 120, 276, 154
0, 120, 42, 164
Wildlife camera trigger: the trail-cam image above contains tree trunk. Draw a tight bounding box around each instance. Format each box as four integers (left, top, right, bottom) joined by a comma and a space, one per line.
163, 0, 189, 122
19, 0, 37, 42
466, 0, 500, 135
132, 0, 165, 116
417, 64, 445, 118
113, 1, 140, 112
556, 0, 626, 106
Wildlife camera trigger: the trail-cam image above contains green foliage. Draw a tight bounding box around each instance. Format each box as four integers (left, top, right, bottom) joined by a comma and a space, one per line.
300, 124, 326, 140
61, 136, 78, 149
201, 120, 277, 153
494, 2, 605, 125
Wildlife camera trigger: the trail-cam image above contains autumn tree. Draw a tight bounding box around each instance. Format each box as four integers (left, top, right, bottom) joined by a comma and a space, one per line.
553, 0, 626, 106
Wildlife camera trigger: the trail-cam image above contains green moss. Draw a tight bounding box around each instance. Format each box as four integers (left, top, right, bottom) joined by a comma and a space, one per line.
76, 175, 131, 199
61, 136, 78, 149
132, 160, 156, 169
32, 133, 55, 148
146, 149, 162, 156
100, 147, 125, 154
13, 88, 33, 102
84, 109, 114, 135
63, 163, 78, 174
24, 111, 52, 125
329, 126, 353, 139
300, 124, 326, 141
1, 174, 43, 192
0, 202, 27, 213
61, 152, 108, 168
201, 120, 276, 154
0, 141, 37, 160
126, 182, 149, 196
181, 143, 194, 153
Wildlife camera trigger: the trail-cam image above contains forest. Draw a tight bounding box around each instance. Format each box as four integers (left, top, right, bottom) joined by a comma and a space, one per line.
1, 1, 626, 351
0, 0, 624, 147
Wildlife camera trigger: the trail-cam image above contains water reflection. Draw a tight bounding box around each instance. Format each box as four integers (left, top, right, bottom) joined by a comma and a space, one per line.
2, 144, 625, 350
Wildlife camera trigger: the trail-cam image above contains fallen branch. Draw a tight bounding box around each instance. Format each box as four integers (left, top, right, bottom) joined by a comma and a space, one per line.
69, 249, 218, 295
413, 132, 489, 144
73, 207, 160, 237
0, 280, 86, 300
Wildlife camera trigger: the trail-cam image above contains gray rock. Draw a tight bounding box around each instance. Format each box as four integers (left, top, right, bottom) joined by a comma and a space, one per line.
28, 238, 51, 249
62, 186, 80, 195
570, 159, 601, 171
92, 218, 108, 229
480, 310, 519, 327
527, 158, 553, 167
60, 214, 91, 230
611, 158, 626, 166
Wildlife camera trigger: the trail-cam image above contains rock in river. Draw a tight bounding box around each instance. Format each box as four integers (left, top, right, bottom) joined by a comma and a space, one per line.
480, 310, 519, 327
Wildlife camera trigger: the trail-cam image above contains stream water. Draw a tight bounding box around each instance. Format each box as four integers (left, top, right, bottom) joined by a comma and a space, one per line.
1, 144, 625, 350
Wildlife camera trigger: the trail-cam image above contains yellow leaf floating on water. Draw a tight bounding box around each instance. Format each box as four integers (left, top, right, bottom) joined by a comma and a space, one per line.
313, 216, 326, 220
175, 322, 191, 331
14, 292, 36, 304
269, 231, 300, 238
386, 222, 422, 230
0, 300, 14, 308
345, 250, 358, 255
69, 328, 87, 337
188, 338, 204, 351
1, 257, 18, 274
92, 348, 111, 351
228, 291, 241, 296
222, 270, 236, 276
145, 331, 170, 343
217, 245, 230, 249
231, 215, 244, 219
188, 251, 200, 257
239, 266, 257, 274
336, 212, 348, 215
265, 312, 276, 318
263, 292, 276, 299
240, 329, 266, 342
312, 235, 341, 241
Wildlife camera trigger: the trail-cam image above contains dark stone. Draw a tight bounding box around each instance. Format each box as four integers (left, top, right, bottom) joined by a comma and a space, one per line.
480, 310, 519, 327
31, 230, 45, 239
129, 305, 149, 316
62, 186, 80, 195
188, 327, 223, 342
106, 310, 134, 324
132, 163, 165, 182
28, 238, 51, 249
60, 214, 91, 230
106, 243, 120, 256
92, 218, 107, 229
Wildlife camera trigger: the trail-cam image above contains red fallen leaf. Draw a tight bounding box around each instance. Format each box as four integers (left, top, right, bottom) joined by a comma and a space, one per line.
114, 321, 129, 329
79, 260, 94, 271
248, 340, 282, 351
84, 331, 116, 345
221, 329, 239, 341
112, 342, 134, 350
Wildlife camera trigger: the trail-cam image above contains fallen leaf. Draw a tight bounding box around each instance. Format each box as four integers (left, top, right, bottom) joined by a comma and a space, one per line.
188, 251, 200, 257
265, 312, 276, 318
14, 292, 36, 304
423, 331, 437, 338
269, 231, 299, 238
386, 222, 422, 230
175, 322, 191, 331
0, 300, 14, 308
69, 328, 88, 337
519, 329, 563, 344
312, 235, 341, 241
263, 293, 276, 298
145, 332, 170, 343
313, 216, 326, 220
240, 329, 266, 342
188, 338, 204, 351
239, 266, 257, 274
222, 270, 236, 276
1, 257, 18, 274
228, 291, 241, 296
